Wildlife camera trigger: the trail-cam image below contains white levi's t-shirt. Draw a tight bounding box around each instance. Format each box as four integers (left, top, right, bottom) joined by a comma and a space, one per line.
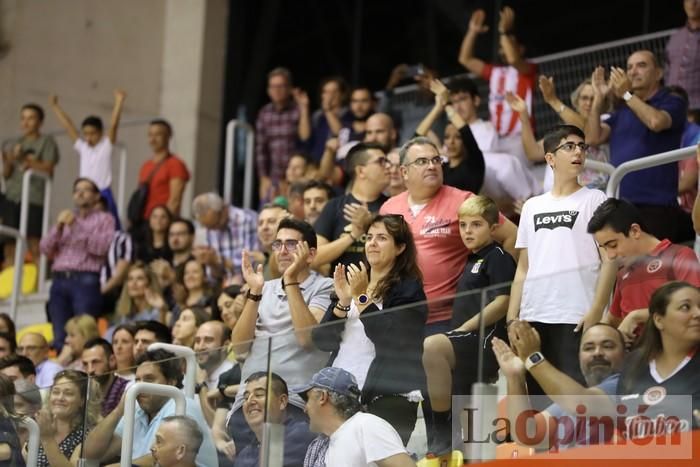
326, 412, 407, 467
516, 187, 607, 324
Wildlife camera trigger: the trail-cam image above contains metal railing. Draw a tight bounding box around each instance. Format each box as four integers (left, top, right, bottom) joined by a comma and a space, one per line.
19, 415, 40, 467
6, 169, 52, 322
148, 343, 197, 398
120, 382, 186, 467
115, 143, 128, 222
223, 120, 255, 210
606, 146, 696, 198
585, 159, 616, 178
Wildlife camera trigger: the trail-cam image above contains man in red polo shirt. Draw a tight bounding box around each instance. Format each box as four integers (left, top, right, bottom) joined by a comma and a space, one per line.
380, 136, 517, 336
587, 198, 700, 346
138, 119, 190, 219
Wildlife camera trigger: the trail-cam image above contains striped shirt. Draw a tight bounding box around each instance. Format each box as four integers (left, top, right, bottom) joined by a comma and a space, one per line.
665, 24, 700, 109
202, 205, 259, 276
100, 230, 133, 285
39, 209, 115, 273
482, 63, 537, 137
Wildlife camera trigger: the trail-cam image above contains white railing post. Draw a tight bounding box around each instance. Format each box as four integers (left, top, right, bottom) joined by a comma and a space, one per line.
116, 143, 128, 225
120, 382, 186, 467
584, 159, 616, 178
19, 416, 40, 467
18, 170, 52, 296
147, 343, 197, 398
223, 120, 255, 210
606, 146, 696, 198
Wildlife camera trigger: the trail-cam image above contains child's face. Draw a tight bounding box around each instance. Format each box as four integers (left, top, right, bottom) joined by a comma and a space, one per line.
82, 125, 102, 146
459, 214, 494, 252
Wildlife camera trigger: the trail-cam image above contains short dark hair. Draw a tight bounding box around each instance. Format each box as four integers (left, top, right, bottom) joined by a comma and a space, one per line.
303, 180, 334, 200
170, 218, 195, 235
21, 103, 44, 122
268, 67, 292, 84
447, 77, 479, 98
581, 323, 626, 350
345, 142, 385, 180
587, 198, 648, 235
0, 332, 16, 354
245, 371, 288, 397
134, 320, 172, 344
136, 349, 183, 388
81, 116, 104, 132
543, 124, 586, 155
319, 76, 349, 105
150, 118, 173, 136
289, 181, 307, 197
277, 218, 317, 249
73, 177, 100, 193
0, 354, 36, 377
113, 322, 136, 338
83, 337, 114, 358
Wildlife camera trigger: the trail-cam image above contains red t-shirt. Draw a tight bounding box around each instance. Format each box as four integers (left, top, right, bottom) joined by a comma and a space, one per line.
380, 185, 505, 324
610, 239, 700, 318
138, 154, 190, 218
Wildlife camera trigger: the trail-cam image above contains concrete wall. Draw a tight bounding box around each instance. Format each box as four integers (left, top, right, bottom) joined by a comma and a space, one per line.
0, 0, 228, 222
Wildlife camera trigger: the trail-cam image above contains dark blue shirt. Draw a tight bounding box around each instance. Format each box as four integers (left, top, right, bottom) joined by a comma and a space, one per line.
233, 416, 316, 467
606, 88, 685, 206
303, 109, 354, 163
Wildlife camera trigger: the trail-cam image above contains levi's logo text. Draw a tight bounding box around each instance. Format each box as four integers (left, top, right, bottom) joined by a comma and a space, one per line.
534, 210, 579, 231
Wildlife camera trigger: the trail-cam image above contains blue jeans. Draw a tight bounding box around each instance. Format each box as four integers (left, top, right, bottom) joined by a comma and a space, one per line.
48, 272, 102, 351
423, 319, 451, 338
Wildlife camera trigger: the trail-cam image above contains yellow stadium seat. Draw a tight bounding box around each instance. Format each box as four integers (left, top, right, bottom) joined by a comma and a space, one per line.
416, 450, 464, 467
0, 264, 37, 298
16, 323, 54, 346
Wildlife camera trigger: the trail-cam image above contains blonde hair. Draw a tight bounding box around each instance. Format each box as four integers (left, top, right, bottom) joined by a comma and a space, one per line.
65, 315, 99, 342
116, 262, 163, 318
50, 370, 102, 429
457, 195, 499, 225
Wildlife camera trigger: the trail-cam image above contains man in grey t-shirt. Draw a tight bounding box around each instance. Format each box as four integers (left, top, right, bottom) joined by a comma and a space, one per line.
228, 217, 332, 450
1, 103, 59, 268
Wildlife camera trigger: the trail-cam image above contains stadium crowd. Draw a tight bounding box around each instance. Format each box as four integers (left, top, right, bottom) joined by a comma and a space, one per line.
0, 2, 699, 466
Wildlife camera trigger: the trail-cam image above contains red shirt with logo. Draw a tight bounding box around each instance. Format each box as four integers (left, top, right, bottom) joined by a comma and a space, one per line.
610, 239, 700, 318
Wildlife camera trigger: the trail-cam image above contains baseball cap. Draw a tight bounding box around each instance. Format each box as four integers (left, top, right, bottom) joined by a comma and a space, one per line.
294, 367, 361, 400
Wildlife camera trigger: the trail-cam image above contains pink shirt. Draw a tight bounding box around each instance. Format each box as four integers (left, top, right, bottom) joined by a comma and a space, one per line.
381, 185, 504, 324
40, 209, 115, 273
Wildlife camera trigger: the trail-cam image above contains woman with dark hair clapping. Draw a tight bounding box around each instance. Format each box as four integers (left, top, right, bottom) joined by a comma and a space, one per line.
312, 214, 428, 445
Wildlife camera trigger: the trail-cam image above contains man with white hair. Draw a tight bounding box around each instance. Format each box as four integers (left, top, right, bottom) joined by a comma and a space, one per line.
150, 415, 202, 467
191, 192, 259, 283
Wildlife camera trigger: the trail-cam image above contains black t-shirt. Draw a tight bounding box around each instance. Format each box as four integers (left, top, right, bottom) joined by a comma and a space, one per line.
442, 125, 485, 194
314, 193, 388, 270
451, 242, 516, 329
617, 348, 700, 436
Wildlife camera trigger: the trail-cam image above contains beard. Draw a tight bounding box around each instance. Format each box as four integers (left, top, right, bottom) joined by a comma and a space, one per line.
583, 358, 613, 386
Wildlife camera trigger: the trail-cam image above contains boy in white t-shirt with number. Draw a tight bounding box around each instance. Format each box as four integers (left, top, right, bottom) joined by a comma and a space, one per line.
506, 124, 616, 398
49, 89, 126, 229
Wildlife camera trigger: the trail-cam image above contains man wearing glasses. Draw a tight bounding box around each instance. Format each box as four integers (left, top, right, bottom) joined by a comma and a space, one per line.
39, 177, 115, 353
381, 136, 517, 336
229, 217, 333, 450
507, 125, 615, 400
313, 142, 390, 271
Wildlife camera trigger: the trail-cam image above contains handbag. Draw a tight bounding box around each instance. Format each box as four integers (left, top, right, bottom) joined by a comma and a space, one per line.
127, 156, 167, 225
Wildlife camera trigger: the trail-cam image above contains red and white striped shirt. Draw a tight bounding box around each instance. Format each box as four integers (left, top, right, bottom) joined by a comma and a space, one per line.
482, 63, 537, 137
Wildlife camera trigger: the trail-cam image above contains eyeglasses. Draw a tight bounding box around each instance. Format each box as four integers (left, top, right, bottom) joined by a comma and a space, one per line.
271, 239, 299, 252
365, 156, 392, 168
552, 142, 590, 153
403, 155, 447, 168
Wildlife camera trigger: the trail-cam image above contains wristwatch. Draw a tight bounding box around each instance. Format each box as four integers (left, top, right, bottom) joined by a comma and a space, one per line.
355, 294, 370, 306
524, 351, 545, 371
622, 91, 633, 102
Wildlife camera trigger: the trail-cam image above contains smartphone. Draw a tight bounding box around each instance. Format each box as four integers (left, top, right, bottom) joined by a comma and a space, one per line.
406, 63, 425, 77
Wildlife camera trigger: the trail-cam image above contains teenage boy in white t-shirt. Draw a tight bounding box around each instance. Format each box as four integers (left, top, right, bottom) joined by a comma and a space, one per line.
506, 124, 616, 397
50, 89, 126, 229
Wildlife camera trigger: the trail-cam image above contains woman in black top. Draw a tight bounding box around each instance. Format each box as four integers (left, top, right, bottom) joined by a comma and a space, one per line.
134, 204, 173, 264
0, 374, 24, 467
618, 281, 700, 435
312, 214, 428, 445
32, 370, 100, 467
